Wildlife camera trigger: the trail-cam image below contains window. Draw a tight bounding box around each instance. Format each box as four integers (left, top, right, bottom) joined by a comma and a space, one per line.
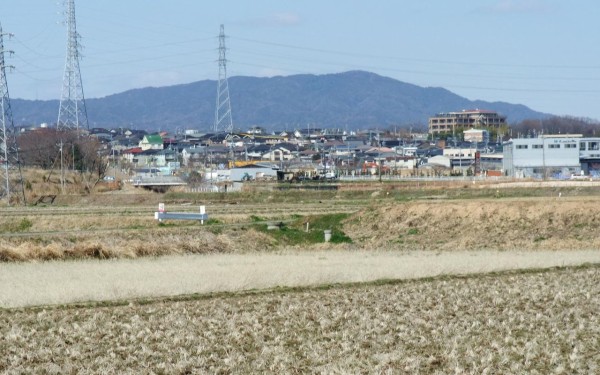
565, 144, 577, 149
548, 144, 560, 149
516, 145, 528, 149
532, 144, 543, 149
580, 142, 587, 150
590, 142, 599, 151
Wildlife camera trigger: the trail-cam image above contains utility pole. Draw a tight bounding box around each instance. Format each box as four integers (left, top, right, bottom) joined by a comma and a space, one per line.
57, 0, 89, 132
378, 148, 382, 183
214, 24, 233, 135
60, 140, 65, 194
0, 23, 25, 205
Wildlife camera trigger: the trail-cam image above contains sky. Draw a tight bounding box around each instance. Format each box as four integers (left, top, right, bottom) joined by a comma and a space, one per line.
1, 0, 600, 121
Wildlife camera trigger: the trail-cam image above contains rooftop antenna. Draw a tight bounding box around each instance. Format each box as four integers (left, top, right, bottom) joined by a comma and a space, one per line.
0, 23, 25, 204
214, 24, 233, 135
57, 0, 89, 131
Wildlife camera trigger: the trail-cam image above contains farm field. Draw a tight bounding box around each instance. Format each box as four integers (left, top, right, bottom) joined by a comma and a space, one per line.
2, 265, 599, 373
2, 183, 600, 372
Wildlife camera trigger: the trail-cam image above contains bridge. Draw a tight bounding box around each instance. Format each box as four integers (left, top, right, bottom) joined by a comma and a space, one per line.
132, 176, 187, 191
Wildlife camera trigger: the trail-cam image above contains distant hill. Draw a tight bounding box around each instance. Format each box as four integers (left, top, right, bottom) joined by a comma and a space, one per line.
11, 71, 548, 132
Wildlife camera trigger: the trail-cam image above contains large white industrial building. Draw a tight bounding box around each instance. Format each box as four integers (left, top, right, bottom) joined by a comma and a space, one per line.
503, 135, 600, 178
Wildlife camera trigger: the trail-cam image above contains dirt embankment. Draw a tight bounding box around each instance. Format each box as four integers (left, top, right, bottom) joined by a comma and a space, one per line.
4, 196, 600, 262
344, 197, 600, 251
0, 228, 276, 262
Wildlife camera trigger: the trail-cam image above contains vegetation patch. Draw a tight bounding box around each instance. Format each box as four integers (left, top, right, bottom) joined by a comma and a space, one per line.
0, 218, 33, 233
254, 213, 352, 245
250, 215, 265, 223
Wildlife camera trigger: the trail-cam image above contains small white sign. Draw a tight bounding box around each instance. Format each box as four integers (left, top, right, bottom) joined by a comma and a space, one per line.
159, 203, 165, 213
200, 205, 206, 215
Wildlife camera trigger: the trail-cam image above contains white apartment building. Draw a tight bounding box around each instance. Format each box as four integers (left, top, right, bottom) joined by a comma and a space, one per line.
429, 109, 507, 135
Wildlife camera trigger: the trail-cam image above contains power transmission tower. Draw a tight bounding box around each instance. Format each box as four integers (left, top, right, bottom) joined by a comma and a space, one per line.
57, 0, 89, 131
214, 24, 233, 134
0, 23, 25, 205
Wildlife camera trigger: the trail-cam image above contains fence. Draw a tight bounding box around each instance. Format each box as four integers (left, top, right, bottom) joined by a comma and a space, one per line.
186, 183, 243, 193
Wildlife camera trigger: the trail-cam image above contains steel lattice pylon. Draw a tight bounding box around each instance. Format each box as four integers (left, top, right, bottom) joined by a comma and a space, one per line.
0, 23, 25, 205
57, 0, 89, 131
214, 24, 233, 134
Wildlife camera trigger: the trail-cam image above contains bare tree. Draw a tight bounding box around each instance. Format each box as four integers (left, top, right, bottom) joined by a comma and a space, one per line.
513, 116, 600, 137
73, 137, 108, 193
18, 129, 107, 193
17, 128, 63, 169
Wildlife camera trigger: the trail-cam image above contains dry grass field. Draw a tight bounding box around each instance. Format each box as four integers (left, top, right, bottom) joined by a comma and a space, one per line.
2, 181, 600, 373
345, 196, 600, 251
3, 194, 600, 261
2, 265, 599, 373
3, 249, 600, 308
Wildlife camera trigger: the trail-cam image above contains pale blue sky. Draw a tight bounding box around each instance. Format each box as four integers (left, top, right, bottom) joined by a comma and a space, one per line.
1, 0, 599, 121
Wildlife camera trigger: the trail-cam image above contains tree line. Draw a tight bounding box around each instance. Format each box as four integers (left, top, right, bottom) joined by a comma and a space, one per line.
510, 116, 600, 138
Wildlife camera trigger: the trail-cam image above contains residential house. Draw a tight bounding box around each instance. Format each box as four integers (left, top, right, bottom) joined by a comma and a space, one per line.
122, 147, 143, 165
182, 146, 207, 167
245, 144, 272, 160
123, 148, 178, 169
443, 148, 477, 169
262, 146, 294, 162
464, 128, 490, 143
139, 134, 164, 151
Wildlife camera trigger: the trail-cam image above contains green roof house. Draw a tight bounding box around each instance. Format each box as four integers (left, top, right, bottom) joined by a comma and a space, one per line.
139, 134, 164, 151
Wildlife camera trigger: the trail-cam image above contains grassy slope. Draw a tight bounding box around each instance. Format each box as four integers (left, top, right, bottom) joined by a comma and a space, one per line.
344, 197, 600, 251
4, 193, 600, 261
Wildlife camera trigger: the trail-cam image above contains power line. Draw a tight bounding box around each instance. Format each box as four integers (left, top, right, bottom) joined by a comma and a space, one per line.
231, 35, 600, 71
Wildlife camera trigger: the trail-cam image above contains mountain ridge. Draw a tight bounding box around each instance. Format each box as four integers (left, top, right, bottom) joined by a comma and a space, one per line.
10, 70, 547, 131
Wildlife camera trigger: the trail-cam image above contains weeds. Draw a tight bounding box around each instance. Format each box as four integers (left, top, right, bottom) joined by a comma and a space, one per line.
254, 213, 352, 245
0, 218, 33, 233
17, 218, 33, 232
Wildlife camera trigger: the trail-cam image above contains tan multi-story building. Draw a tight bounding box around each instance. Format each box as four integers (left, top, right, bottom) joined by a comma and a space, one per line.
428, 109, 507, 135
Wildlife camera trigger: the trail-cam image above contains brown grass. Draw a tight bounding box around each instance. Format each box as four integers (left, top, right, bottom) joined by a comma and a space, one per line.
2, 196, 600, 262
0, 228, 275, 262
1, 266, 598, 373
2, 249, 600, 308
345, 197, 600, 251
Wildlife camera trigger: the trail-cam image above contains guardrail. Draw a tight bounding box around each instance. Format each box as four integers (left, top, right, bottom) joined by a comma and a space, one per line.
154, 204, 208, 224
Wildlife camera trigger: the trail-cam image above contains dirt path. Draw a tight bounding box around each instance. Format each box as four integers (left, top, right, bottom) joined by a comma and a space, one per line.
2, 249, 600, 308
